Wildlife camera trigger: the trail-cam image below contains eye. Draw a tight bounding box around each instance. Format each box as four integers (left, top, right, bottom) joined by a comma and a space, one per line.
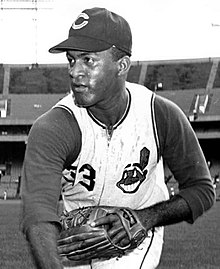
84, 56, 94, 65
68, 58, 75, 68
66, 54, 75, 68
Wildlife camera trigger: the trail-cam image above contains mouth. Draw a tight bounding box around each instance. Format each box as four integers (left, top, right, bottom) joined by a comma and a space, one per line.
72, 84, 88, 93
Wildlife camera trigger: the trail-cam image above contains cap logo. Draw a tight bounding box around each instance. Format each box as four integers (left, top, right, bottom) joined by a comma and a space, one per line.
72, 12, 89, 30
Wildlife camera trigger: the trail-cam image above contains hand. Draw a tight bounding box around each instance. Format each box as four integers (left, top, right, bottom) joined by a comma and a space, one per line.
57, 206, 147, 261
91, 212, 132, 248
57, 229, 85, 256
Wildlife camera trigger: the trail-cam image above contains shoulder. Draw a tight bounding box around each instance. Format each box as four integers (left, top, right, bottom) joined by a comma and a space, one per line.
28, 107, 81, 165
126, 81, 153, 96
153, 94, 199, 159
32, 106, 81, 136
154, 94, 192, 136
126, 82, 187, 124
154, 94, 187, 119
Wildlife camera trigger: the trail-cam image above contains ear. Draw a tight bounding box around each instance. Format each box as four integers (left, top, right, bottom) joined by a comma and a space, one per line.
118, 56, 131, 76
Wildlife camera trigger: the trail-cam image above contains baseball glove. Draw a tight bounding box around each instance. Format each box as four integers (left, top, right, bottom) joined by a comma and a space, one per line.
57, 206, 147, 261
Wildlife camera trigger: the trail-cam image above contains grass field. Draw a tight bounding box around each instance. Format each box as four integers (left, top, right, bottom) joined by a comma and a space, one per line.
0, 200, 219, 269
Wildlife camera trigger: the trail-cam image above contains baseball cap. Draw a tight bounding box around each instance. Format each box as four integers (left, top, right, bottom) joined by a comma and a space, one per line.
49, 7, 132, 56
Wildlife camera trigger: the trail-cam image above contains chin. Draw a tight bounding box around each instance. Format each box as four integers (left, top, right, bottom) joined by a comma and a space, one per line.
72, 93, 94, 108
73, 98, 92, 108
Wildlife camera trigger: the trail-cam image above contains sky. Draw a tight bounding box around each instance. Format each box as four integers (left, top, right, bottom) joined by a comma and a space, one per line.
1, 0, 220, 64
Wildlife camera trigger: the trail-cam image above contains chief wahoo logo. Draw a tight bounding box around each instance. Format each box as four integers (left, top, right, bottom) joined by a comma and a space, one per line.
116, 147, 150, 193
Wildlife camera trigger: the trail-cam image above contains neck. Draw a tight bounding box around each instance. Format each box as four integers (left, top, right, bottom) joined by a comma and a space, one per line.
87, 88, 129, 128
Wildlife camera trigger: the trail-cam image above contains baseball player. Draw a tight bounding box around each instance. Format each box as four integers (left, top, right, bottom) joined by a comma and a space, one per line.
21, 7, 215, 269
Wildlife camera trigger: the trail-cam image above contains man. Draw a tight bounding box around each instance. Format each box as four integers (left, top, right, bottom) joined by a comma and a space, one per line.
21, 7, 215, 269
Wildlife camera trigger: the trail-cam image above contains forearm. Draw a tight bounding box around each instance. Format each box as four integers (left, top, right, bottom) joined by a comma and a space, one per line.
136, 195, 192, 231
26, 222, 63, 269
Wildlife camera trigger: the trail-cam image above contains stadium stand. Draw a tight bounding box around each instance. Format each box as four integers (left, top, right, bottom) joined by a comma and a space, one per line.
213, 60, 220, 88
127, 64, 142, 84
130, 60, 213, 91
0, 64, 4, 94
149, 62, 212, 91
9, 64, 70, 94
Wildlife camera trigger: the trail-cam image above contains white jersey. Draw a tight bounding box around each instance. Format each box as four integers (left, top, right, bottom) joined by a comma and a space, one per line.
55, 82, 169, 269
55, 82, 169, 211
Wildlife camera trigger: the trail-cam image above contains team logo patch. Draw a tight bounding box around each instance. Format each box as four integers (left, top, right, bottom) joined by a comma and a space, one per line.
116, 147, 150, 193
72, 12, 89, 30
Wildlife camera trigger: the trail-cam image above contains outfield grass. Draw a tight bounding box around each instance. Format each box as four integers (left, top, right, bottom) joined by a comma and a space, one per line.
158, 202, 220, 269
0, 200, 35, 269
0, 200, 219, 269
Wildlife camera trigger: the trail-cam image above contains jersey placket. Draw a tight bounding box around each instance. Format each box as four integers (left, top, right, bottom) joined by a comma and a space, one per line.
96, 125, 116, 205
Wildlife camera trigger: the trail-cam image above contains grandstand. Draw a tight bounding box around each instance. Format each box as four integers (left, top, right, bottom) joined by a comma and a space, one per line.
0, 58, 219, 199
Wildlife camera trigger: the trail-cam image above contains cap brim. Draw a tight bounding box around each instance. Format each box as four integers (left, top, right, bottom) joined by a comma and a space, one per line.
49, 35, 112, 53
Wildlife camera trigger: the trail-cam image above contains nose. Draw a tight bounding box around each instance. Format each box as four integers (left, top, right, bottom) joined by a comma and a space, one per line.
68, 61, 85, 80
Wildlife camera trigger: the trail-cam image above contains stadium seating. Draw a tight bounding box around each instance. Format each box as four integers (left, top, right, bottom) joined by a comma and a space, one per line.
213, 62, 220, 88
9, 65, 70, 94
142, 61, 212, 91
127, 65, 142, 84
0, 64, 4, 94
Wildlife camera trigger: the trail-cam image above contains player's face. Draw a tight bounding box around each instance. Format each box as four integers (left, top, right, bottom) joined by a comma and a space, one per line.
66, 49, 120, 108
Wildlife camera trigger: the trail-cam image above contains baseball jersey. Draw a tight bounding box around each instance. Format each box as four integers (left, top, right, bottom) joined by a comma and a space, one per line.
21, 81, 215, 235
55, 82, 169, 212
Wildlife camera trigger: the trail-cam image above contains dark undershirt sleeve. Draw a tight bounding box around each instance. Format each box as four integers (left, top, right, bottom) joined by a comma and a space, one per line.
21, 108, 81, 234
154, 95, 215, 223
